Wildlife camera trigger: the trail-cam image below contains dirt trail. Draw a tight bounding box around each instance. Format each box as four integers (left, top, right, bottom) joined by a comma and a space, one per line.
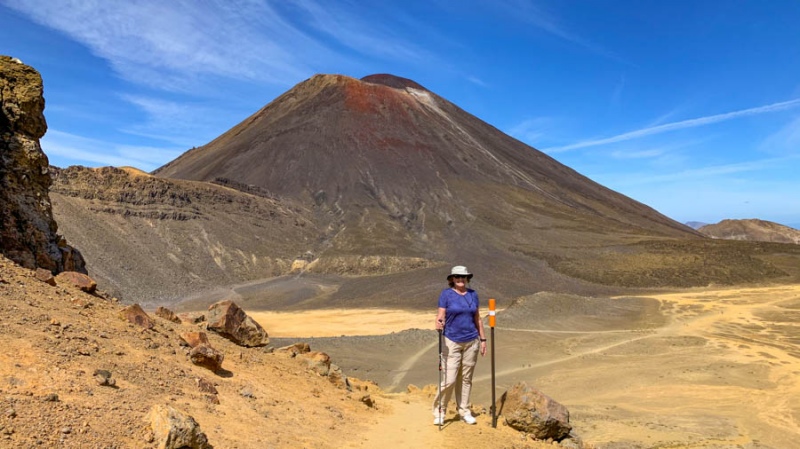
387, 340, 438, 391
350, 393, 553, 449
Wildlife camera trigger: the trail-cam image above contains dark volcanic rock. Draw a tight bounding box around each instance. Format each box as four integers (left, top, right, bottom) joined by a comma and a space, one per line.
189, 344, 224, 372
145, 404, 212, 449
206, 299, 269, 347
499, 382, 572, 441
179, 331, 210, 348
55, 271, 97, 293
0, 55, 85, 273
156, 306, 182, 323
119, 303, 154, 329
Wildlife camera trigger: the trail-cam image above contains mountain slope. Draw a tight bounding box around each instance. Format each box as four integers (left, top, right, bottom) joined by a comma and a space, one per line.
155, 74, 691, 240
48, 74, 799, 307
151, 73, 794, 303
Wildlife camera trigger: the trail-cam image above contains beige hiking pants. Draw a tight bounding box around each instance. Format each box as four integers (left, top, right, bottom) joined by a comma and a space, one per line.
431, 337, 480, 417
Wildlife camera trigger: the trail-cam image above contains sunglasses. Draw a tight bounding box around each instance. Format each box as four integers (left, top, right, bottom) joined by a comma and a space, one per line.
452, 275, 468, 279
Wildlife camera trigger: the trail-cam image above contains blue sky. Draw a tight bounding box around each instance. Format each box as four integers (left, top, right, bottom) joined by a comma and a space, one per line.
2, 0, 799, 228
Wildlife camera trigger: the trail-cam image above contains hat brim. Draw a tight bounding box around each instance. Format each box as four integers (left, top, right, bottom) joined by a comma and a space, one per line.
447, 274, 473, 281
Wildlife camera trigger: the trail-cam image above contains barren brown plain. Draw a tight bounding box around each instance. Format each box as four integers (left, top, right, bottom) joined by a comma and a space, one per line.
4, 252, 800, 448
246, 284, 800, 448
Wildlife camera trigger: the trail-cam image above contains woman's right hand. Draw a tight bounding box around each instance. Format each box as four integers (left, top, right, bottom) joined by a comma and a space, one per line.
435, 318, 444, 330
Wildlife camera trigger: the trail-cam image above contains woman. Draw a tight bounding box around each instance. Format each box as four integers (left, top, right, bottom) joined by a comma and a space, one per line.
432, 265, 487, 426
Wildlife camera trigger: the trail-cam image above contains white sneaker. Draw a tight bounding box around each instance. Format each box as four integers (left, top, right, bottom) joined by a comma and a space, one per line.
461, 412, 477, 425
433, 415, 444, 426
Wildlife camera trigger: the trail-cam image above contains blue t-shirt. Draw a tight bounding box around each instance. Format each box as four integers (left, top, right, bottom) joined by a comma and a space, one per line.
438, 288, 480, 343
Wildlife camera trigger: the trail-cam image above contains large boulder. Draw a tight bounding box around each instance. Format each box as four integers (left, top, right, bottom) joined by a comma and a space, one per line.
119, 304, 154, 329
55, 271, 97, 293
145, 404, 212, 449
179, 331, 210, 348
206, 300, 269, 347
0, 56, 85, 273
498, 382, 572, 441
189, 344, 224, 373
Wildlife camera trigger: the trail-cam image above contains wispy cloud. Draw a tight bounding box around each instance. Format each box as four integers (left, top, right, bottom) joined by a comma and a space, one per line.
545, 98, 800, 153
607, 137, 711, 162
42, 130, 182, 171
494, 0, 626, 63
609, 155, 799, 186
467, 76, 488, 87
118, 94, 235, 147
508, 117, 553, 144
759, 115, 800, 155
3, 0, 320, 91
610, 148, 665, 159
291, 0, 430, 63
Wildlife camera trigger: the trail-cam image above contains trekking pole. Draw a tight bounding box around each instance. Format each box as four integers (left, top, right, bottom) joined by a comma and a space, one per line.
489, 298, 497, 428
437, 328, 444, 431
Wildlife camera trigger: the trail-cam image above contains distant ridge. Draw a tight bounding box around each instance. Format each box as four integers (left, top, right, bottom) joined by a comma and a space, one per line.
685, 221, 709, 230
699, 219, 800, 245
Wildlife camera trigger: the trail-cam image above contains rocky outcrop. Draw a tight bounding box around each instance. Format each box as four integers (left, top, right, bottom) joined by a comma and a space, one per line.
0, 56, 85, 273
498, 382, 572, 441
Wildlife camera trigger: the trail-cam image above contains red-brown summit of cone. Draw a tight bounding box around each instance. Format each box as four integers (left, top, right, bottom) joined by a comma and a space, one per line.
361, 74, 428, 91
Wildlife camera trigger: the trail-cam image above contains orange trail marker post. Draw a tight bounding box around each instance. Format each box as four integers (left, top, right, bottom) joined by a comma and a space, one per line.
489, 298, 497, 428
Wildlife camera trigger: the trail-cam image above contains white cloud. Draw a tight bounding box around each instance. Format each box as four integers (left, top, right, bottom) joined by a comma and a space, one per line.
545, 98, 800, 153
42, 129, 182, 171
467, 76, 488, 87
607, 155, 798, 186
291, 0, 429, 63
118, 94, 233, 147
3, 0, 318, 91
759, 115, 800, 155
494, 0, 626, 63
508, 117, 552, 144
610, 148, 664, 159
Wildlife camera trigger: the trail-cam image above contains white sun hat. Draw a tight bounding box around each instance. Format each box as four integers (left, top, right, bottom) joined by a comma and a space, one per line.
447, 265, 473, 280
